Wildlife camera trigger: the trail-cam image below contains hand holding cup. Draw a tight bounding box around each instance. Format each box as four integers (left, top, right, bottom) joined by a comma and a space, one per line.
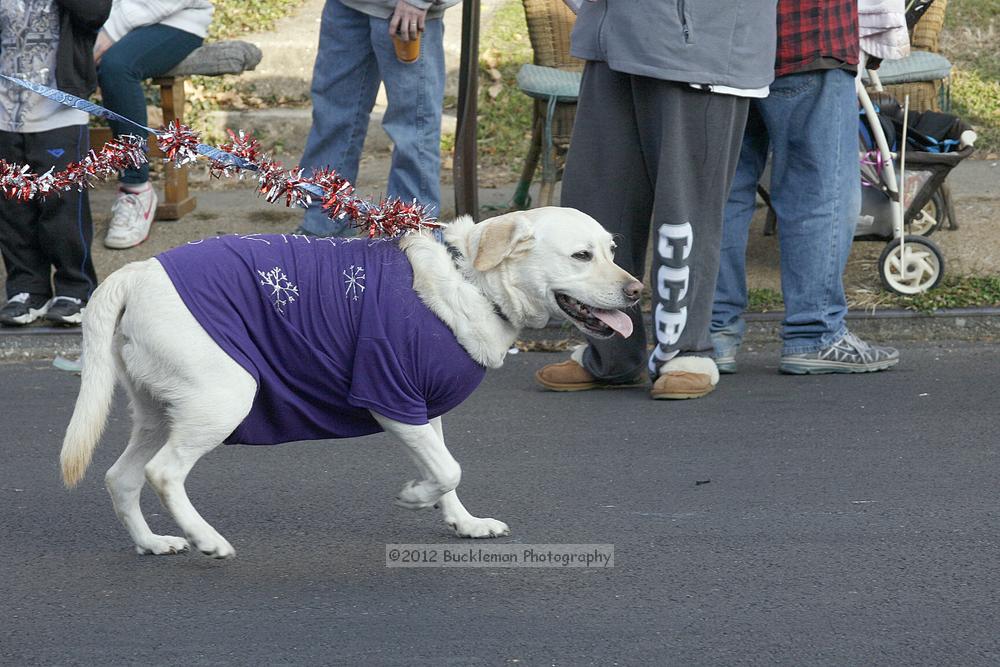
389, 0, 427, 63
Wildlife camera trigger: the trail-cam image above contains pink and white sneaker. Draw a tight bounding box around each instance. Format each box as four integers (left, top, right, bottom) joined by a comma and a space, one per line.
105, 184, 157, 249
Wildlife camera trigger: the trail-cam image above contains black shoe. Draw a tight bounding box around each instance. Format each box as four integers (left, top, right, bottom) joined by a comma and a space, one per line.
44, 296, 85, 326
0, 292, 50, 326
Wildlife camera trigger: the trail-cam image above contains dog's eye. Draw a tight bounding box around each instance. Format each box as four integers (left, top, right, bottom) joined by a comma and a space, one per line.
572, 251, 593, 262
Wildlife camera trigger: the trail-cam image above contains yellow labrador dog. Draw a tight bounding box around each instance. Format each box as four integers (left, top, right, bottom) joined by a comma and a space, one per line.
61, 207, 641, 558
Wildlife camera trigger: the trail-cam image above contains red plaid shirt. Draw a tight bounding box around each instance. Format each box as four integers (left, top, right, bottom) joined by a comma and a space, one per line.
775, 0, 860, 77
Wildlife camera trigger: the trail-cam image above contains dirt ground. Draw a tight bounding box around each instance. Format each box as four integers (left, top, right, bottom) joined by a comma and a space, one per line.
748, 192, 1000, 298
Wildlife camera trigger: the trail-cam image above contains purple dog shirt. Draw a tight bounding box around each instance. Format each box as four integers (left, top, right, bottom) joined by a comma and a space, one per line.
156, 234, 486, 445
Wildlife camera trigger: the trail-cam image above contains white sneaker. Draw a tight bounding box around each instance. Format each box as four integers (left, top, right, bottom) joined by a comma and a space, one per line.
105, 185, 157, 249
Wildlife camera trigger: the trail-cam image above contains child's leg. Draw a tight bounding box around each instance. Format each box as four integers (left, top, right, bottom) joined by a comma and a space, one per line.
97, 24, 204, 186
32, 125, 98, 301
0, 130, 52, 301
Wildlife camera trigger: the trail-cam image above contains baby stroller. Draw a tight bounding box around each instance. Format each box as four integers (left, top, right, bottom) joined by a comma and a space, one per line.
854, 66, 975, 294
759, 0, 976, 295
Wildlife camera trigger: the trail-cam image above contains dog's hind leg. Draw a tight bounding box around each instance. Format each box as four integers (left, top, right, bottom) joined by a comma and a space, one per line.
427, 419, 510, 538
144, 426, 236, 559
372, 413, 462, 510
105, 383, 188, 555
111, 262, 255, 558
144, 387, 253, 559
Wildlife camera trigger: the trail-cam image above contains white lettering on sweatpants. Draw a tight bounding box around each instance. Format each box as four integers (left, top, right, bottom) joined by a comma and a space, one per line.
649, 222, 693, 374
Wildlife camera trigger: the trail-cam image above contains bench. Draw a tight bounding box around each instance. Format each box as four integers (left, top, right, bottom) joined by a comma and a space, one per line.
90, 40, 263, 220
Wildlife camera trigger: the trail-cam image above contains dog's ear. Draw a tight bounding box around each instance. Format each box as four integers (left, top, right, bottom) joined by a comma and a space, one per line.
472, 213, 536, 271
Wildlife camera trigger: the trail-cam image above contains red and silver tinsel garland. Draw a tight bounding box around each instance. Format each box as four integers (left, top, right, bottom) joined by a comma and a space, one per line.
0, 122, 439, 238
0, 134, 147, 201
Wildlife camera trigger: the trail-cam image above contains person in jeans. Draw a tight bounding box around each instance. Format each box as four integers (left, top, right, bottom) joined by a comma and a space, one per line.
534, 0, 777, 400
295, 0, 459, 237
94, 0, 212, 249
711, 0, 899, 374
0, 0, 111, 327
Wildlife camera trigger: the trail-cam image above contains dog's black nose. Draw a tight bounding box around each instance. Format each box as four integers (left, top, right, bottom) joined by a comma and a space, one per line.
623, 280, 643, 301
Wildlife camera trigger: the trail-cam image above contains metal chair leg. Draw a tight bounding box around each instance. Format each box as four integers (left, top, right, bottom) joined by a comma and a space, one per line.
538, 96, 558, 207
513, 112, 544, 209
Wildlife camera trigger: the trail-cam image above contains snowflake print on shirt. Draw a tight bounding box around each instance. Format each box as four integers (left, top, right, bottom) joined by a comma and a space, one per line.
258, 266, 299, 314
344, 264, 365, 301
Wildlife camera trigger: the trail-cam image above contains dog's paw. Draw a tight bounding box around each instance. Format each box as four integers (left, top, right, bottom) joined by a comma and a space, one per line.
448, 517, 511, 539
395, 480, 444, 510
192, 535, 236, 559
135, 535, 190, 556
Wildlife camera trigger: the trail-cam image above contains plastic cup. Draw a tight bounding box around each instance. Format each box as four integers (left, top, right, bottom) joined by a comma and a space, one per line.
392, 33, 421, 63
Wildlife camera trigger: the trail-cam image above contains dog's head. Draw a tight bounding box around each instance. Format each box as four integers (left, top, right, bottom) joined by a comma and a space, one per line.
464, 207, 642, 338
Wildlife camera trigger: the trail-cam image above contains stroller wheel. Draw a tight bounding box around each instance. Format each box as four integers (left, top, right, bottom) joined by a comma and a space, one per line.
879, 235, 945, 295
907, 189, 945, 237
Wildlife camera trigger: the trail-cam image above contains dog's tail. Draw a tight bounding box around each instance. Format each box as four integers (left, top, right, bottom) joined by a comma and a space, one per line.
61, 265, 132, 488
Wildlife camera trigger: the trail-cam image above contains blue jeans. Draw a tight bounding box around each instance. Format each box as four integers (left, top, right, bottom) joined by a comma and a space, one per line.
98, 24, 204, 185
712, 69, 861, 355
298, 0, 445, 236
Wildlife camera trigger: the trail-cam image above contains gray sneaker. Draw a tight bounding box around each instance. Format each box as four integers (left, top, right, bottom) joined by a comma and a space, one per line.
780, 330, 899, 374
711, 330, 741, 374
714, 354, 737, 374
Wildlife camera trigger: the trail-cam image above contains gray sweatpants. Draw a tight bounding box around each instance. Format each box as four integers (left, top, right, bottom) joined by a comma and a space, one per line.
561, 61, 748, 381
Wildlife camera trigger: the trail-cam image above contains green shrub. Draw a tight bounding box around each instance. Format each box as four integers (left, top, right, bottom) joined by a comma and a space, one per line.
942, 0, 1000, 154
473, 1, 534, 174
209, 0, 305, 40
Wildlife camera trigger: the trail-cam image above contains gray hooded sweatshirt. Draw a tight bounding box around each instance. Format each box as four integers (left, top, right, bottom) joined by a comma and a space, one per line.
341, 0, 461, 20
571, 0, 778, 91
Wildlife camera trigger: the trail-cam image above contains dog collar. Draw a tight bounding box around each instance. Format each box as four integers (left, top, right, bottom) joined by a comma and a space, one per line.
444, 242, 511, 324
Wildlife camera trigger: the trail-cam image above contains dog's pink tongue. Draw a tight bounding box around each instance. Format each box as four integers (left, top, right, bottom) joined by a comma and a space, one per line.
592, 309, 633, 338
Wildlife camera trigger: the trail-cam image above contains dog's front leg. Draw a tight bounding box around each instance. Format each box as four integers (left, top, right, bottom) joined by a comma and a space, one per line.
372, 412, 461, 510
435, 491, 511, 538
426, 419, 510, 538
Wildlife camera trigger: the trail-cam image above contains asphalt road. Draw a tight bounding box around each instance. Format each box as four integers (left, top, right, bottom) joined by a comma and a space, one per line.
2, 342, 999, 665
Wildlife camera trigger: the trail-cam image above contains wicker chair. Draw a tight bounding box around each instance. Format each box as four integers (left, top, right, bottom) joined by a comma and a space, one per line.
912, 0, 947, 53
865, 0, 951, 112
512, 0, 583, 209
